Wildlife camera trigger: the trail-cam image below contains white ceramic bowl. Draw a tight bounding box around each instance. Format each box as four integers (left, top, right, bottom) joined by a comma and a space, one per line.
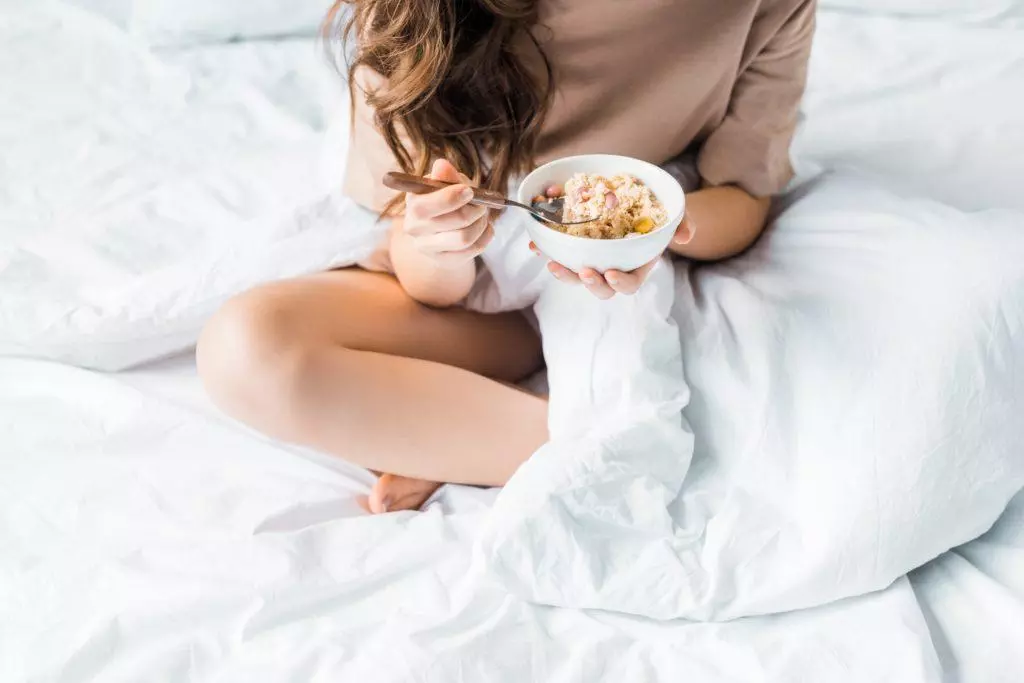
517, 154, 685, 273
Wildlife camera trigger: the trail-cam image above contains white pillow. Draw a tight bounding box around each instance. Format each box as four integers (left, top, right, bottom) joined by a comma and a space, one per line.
819, 0, 1024, 27
793, 12, 1024, 212
66, 0, 338, 46
0, 1, 375, 371
133, 0, 337, 46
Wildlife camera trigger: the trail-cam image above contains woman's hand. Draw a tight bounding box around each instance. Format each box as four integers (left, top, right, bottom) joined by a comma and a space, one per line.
400, 159, 493, 268
390, 159, 492, 308
530, 216, 696, 299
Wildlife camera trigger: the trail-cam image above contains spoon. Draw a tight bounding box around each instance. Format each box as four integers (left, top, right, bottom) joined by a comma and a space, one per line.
382, 172, 596, 226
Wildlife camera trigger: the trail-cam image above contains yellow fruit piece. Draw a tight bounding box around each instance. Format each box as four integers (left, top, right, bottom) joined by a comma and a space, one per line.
633, 217, 655, 234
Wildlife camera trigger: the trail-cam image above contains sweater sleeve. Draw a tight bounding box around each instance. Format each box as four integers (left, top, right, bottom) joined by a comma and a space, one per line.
697, 0, 816, 197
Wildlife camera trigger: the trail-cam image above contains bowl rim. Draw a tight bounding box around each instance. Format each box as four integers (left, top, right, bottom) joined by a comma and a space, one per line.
517, 153, 686, 244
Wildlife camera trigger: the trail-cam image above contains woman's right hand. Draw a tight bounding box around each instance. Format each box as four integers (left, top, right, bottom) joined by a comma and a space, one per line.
401, 159, 494, 268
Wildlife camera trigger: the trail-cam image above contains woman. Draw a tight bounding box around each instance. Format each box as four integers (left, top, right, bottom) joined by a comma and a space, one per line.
197, 0, 816, 513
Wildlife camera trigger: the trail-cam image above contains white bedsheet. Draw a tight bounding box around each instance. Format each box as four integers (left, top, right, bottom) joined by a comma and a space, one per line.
2, 2, 1024, 681
2, 354, 1022, 681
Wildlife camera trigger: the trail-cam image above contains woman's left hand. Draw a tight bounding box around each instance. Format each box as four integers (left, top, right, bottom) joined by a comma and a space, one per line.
530, 216, 695, 299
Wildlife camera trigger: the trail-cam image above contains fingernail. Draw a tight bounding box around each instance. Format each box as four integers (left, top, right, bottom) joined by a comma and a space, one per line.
381, 496, 392, 513
460, 188, 474, 201
674, 220, 695, 244
582, 276, 596, 285
606, 274, 619, 285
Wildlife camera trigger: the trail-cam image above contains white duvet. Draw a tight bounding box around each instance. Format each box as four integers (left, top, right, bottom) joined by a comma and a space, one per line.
484, 173, 1024, 621
2, 2, 1024, 681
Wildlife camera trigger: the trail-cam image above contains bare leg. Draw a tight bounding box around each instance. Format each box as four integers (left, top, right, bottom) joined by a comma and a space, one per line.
197, 269, 547, 510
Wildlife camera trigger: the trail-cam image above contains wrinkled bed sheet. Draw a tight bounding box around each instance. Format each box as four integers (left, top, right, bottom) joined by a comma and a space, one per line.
3, 354, 1023, 682
2, 2, 1024, 681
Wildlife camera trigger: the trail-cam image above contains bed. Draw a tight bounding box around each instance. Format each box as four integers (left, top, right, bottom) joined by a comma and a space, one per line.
2, 2, 1023, 681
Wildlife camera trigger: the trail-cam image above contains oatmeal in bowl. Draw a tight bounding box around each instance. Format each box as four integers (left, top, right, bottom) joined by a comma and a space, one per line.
518, 154, 686, 273
547, 172, 669, 239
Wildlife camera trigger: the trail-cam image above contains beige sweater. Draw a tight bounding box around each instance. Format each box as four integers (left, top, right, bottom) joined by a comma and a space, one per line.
345, 0, 816, 255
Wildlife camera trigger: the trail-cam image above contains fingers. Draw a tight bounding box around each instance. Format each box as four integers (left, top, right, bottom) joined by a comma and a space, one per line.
434, 220, 494, 263
399, 159, 493, 264
405, 201, 487, 235
407, 183, 476, 222
529, 241, 658, 298
430, 158, 462, 183
530, 241, 580, 284
578, 268, 616, 299
547, 260, 581, 284
405, 159, 480, 224
673, 215, 696, 245
605, 258, 658, 295
419, 214, 492, 255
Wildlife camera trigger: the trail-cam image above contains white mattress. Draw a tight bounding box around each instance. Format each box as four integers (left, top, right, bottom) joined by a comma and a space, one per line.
2, 2, 1023, 681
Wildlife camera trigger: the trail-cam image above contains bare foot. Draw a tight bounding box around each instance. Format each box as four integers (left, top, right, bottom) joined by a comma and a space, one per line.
358, 473, 443, 514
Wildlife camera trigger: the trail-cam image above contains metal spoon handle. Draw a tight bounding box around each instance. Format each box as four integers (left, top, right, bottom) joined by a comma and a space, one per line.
382, 172, 510, 210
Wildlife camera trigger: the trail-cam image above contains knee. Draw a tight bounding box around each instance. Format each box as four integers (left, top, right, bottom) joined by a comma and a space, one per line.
197, 287, 320, 427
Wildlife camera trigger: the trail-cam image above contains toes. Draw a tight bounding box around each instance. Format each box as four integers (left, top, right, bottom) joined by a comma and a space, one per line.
368, 474, 395, 514
389, 491, 433, 512
367, 473, 441, 514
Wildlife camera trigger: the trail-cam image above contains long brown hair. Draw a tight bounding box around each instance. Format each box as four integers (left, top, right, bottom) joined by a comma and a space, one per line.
324, 0, 553, 216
